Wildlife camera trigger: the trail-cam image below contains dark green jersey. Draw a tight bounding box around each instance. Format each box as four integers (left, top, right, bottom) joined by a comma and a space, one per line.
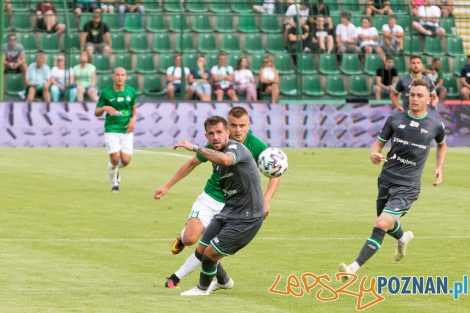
378, 111, 446, 187
97, 85, 137, 133
197, 132, 268, 203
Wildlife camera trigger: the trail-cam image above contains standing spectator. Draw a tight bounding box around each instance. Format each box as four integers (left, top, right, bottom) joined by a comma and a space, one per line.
233, 57, 257, 102
211, 53, 238, 102
423, 58, 447, 104
253, 0, 275, 14
335, 12, 361, 55
357, 17, 386, 63
374, 56, 398, 100
100, 0, 115, 13
309, 0, 333, 31
411, 0, 426, 16
189, 55, 212, 102
259, 56, 280, 104
4, 0, 12, 26
166, 54, 194, 100
74, 0, 100, 26
50, 54, 77, 102
412, 0, 446, 38
80, 10, 112, 60
459, 55, 470, 100
21, 53, 51, 103
310, 15, 334, 54
381, 15, 404, 55
287, 17, 311, 64
117, 0, 145, 28
2, 34, 27, 79
73, 51, 98, 102
284, 1, 309, 40
365, 0, 393, 16
36, 0, 66, 37
438, 0, 454, 17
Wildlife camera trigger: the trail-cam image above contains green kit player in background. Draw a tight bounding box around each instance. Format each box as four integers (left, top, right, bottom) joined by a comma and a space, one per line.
154, 106, 280, 288
95, 67, 137, 192
339, 79, 447, 279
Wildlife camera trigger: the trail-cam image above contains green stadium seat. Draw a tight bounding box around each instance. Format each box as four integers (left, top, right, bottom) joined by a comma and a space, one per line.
266, 33, 285, 53
192, 15, 212, 33
164, 0, 183, 12
146, 14, 167, 32
209, 1, 230, 13
12, 13, 32, 32
93, 54, 111, 74
440, 57, 451, 76
396, 15, 412, 33
206, 53, 219, 68
17, 33, 38, 53
318, 54, 340, 75
158, 53, 175, 73
403, 35, 420, 55
40, 33, 60, 53
342, 0, 361, 13
220, 34, 241, 53
238, 13, 258, 33
447, 37, 464, 57
136, 55, 156, 74
97, 74, 113, 93
348, 75, 371, 97
453, 54, 467, 76
373, 15, 389, 32
244, 33, 264, 53
25, 54, 37, 66
46, 53, 56, 68
110, 33, 127, 54
67, 52, 81, 67
103, 14, 122, 32
114, 54, 133, 73
326, 2, 340, 14
331, 13, 341, 27
215, 14, 235, 33
146, 1, 163, 13
340, 54, 362, 75
351, 15, 366, 27
260, 14, 281, 33
231, 0, 252, 13
198, 33, 218, 53
126, 75, 141, 95
298, 54, 316, 75
326, 75, 347, 97
3, 16, 9, 31
228, 53, 243, 67
79, 13, 93, 31
130, 33, 150, 54
175, 33, 196, 53
169, 15, 190, 32
5, 74, 25, 96
443, 75, 459, 99
63, 33, 81, 51
13, 1, 30, 12
302, 75, 324, 97
280, 75, 298, 96
274, 53, 294, 75
183, 53, 198, 68
440, 18, 456, 35
364, 54, 383, 76
250, 53, 264, 75
424, 36, 443, 57
390, 0, 408, 14
186, 0, 207, 13
143, 75, 166, 96
394, 54, 407, 76
124, 14, 143, 32
152, 33, 173, 53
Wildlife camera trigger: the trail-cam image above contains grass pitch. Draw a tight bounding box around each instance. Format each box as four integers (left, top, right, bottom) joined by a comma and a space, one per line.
0, 147, 469, 313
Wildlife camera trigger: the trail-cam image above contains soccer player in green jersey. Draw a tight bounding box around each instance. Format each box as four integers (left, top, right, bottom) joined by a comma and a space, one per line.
95, 67, 137, 192
154, 106, 280, 288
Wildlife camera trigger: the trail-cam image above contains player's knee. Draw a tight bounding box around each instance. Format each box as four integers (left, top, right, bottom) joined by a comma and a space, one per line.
182, 232, 199, 246
375, 219, 394, 231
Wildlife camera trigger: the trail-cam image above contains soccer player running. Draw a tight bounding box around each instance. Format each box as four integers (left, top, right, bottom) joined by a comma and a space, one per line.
339, 79, 447, 279
174, 116, 264, 296
154, 106, 280, 288
95, 67, 137, 192
391, 55, 438, 112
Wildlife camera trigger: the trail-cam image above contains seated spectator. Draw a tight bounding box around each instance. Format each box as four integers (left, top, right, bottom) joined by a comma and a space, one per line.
211, 53, 238, 102
357, 17, 386, 63
80, 10, 112, 60
309, 0, 333, 31
166, 54, 194, 100
460, 56, 470, 100
21, 53, 51, 103
50, 54, 77, 102
412, 0, 446, 38
259, 56, 280, 104
284, 1, 309, 39
234, 57, 257, 102
2, 34, 27, 79
189, 55, 212, 102
73, 51, 98, 102
4, 0, 12, 26
365, 0, 393, 16
310, 15, 334, 54
373, 56, 398, 100
381, 15, 404, 55
276, 0, 296, 14
287, 17, 311, 64
100, 0, 115, 13
36, 0, 66, 37
117, 0, 145, 28
438, 0, 453, 17
335, 12, 361, 54
74, 0, 100, 26
253, 0, 275, 14
424, 58, 446, 103
411, 0, 425, 16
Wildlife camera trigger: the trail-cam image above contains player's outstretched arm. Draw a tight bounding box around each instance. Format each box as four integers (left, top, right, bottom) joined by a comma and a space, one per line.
433, 142, 447, 186
390, 91, 404, 112
370, 140, 387, 165
154, 156, 202, 200
263, 177, 280, 219
95, 105, 116, 117
173, 140, 235, 166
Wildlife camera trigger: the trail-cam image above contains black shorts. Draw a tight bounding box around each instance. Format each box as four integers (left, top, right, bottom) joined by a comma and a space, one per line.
200, 215, 263, 256
423, 24, 439, 35
376, 178, 420, 218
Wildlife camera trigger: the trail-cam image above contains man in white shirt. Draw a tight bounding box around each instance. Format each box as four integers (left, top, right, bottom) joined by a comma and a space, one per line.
284, 1, 309, 41
211, 53, 238, 102
357, 17, 386, 63
335, 12, 361, 54
412, 0, 445, 38
381, 15, 404, 54
166, 54, 194, 100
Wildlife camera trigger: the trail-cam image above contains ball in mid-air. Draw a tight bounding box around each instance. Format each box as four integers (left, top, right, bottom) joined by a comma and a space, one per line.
257, 148, 288, 178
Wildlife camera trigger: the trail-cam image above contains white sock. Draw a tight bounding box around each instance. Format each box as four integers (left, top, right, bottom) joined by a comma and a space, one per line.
349, 261, 360, 273
175, 252, 202, 280
118, 160, 124, 168
179, 228, 186, 245
398, 235, 406, 243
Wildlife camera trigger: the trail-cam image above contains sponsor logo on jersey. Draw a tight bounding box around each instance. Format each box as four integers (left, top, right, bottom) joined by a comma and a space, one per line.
117, 97, 124, 102
219, 172, 234, 180
410, 120, 419, 128
228, 144, 237, 150
126, 96, 131, 102
421, 128, 428, 134
398, 124, 406, 129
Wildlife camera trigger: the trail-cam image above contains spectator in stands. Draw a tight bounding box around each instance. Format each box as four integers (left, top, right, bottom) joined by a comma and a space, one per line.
4, 0, 12, 26
166, 54, 194, 100
189, 55, 212, 102
309, 0, 333, 31
21, 53, 51, 103
365, 0, 393, 16
35, 0, 66, 37
459, 56, 470, 100
437, 0, 454, 17
412, 0, 446, 38
284, 1, 309, 40
411, 0, 426, 16
100, 0, 115, 13
211, 53, 238, 101
253, 0, 275, 14
2, 34, 27, 79
259, 56, 280, 104
287, 17, 311, 64
50, 54, 77, 102
335, 12, 361, 55
374, 56, 398, 100
73, 51, 98, 102
276, 0, 296, 14
74, 0, 100, 26
117, 0, 145, 28
310, 15, 334, 54
381, 15, 404, 55
357, 17, 386, 63
423, 57, 447, 104
234, 57, 257, 102
80, 10, 112, 60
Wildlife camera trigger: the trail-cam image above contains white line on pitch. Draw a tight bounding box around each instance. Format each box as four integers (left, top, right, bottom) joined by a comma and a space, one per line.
134, 149, 192, 159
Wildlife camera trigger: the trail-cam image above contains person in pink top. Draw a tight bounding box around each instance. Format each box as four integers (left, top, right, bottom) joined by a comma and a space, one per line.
411, 0, 425, 16
233, 57, 257, 102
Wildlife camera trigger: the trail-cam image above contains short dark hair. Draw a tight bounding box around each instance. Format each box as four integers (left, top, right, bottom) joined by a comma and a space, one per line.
361, 17, 371, 23
204, 116, 227, 131
386, 55, 394, 61
228, 106, 249, 119
410, 55, 422, 62
8, 33, 16, 40
411, 79, 431, 93
340, 12, 351, 20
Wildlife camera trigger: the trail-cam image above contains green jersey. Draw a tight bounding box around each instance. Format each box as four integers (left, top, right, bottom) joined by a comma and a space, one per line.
97, 84, 137, 133
196, 132, 268, 203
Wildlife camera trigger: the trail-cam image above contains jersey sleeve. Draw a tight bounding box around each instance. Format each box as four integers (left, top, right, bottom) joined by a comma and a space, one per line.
428, 78, 437, 94
378, 116, 393, 142
435, 122, 446, 144
394, 78, 404, 94
250, 135, 268, 160
196, 143, 211, 162
225, 142, 249, 165
97, 89, 106, 107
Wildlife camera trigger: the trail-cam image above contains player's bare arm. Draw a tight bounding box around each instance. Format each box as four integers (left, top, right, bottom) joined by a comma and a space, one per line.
126, 106, 137, 133
370, 140, 387, 165
173, 140, 234, 166
263, 177, 280, 218
95, 105, 117, 117
390, 91, 404, 112
433, 142, 447, 186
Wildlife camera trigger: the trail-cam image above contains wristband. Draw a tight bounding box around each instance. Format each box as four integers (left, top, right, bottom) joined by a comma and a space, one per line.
192, 144, 199, 152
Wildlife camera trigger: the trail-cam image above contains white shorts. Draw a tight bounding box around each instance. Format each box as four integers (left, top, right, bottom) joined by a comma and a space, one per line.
104, 132, 134, 155
188, 192, 225, 228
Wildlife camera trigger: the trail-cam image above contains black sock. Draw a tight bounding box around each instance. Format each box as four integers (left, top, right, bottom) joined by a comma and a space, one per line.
387, 220, 404, 240
356, 227, 386, 266
195, 250, 203, 261
198, 254, 218, 290
169, 273, 180, 284
216, 262, 229, 285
